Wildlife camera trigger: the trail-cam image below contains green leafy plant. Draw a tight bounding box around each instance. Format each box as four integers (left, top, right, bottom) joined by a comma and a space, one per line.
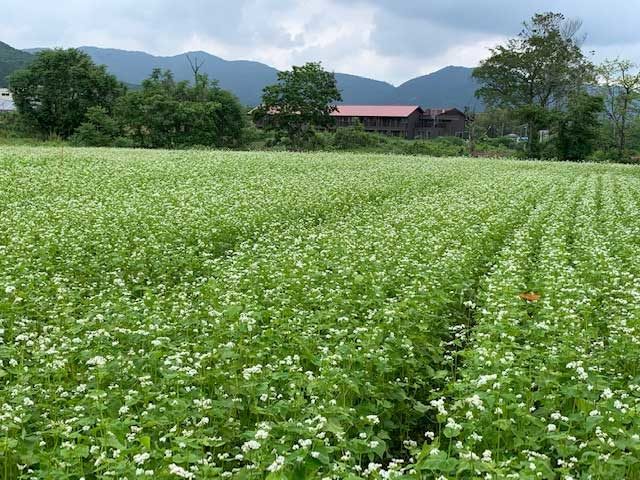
0, 147, 638, 479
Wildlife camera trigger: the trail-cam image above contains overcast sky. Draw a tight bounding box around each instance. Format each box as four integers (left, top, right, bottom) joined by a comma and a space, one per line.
3, 0, 639, 84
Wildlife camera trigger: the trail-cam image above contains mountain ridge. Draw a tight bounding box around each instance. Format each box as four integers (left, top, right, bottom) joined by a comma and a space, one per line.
15, 43, 481, 109
0, 41, 33, 87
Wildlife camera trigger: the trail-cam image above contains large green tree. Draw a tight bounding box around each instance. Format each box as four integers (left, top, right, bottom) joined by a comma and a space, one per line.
553, 92, 604, 161
9, 48, 123, 138
115, 69, 245, 149
255, 62, 342, 149
473, 12, 594, 157
597, 58, 640, 161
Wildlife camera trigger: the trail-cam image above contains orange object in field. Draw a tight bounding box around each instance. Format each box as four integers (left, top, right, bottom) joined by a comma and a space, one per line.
519, 292, 541, 302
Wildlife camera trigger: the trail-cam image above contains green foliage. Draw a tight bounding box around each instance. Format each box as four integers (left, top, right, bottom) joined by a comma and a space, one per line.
0, 112, 34, 139
256, 62, 342, 150
407, 171, 640, 478
597, 58, 640, 161
474, 12, 593, 109
241, 122, 275, 150
115, 69, 245, 149
331, 122, 379, 149
327, 125, 470, 156
586, 149, 617, 163
0, 111, 70, 147
473, 12, 594, 158
9, 48, 124, 138
70, 106, 123, 147
473, 108, 521, 138
1, 147, 640, 478
401, 136, 466, 156
553, 93, 605, 161
481, 136, 517, 149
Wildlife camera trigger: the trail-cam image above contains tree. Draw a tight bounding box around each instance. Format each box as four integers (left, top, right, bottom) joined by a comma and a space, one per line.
473, 12, 594, 157
185, 53, 206, 82
597, 58, 640, 160
71, 106, 123, 147
463, 107, 480, 156
255, 62, 342, 149
116, 69, 245, 149
9, 48, 123, 138
473, 108, 519, 137
553, 92, 604, 161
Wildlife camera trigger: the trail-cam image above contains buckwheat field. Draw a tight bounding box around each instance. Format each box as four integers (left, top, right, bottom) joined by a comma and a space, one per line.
1, 147, 639, 479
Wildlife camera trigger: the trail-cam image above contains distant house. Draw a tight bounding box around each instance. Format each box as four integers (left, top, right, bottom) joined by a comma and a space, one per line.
331, 105, 423, 139
331, 105, 466, 139
0, 88, 16, 112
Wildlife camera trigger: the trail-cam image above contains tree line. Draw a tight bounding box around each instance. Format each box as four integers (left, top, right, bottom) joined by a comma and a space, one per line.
471, 12, 640, 162
4, 48, 344, 151
7, 48, 246, 149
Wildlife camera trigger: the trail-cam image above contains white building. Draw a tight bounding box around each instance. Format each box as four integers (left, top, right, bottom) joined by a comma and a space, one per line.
0, 88, 16, 112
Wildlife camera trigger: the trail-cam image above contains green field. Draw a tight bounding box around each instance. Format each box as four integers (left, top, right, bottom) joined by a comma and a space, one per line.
1, 147, 639, 479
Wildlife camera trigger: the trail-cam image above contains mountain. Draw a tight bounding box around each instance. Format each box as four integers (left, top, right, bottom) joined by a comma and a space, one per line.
332, 73, 398, 105
20, 44, 480, 109
75, 47, 279, 106
0, 41, 33, 87
72, 47, 477, 108
396, 66, 482, 110
70, 47, 404, 107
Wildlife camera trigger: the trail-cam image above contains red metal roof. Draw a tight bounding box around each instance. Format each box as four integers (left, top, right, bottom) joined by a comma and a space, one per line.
331, 105, 423, 118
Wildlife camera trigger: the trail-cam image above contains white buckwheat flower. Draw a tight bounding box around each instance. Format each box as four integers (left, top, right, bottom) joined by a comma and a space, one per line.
86, 356, 107, 367
168, 463, 194, 479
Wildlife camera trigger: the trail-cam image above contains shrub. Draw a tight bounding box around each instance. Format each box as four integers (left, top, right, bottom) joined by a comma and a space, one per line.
332, 122, 379, 150
482, 136, 518, 148
70, 106, 121, 147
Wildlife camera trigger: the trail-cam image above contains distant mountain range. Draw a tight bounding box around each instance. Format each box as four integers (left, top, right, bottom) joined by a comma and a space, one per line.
0, 41, 33, 88
4, 42, 482, 109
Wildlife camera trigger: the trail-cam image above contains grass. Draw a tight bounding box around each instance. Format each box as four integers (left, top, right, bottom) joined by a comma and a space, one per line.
0, 147, 639, 479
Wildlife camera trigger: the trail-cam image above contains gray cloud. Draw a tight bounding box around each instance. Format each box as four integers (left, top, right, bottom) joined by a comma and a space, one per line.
369, 12, 493, 59
349, 0, 639, 46
2, 0, 639, 84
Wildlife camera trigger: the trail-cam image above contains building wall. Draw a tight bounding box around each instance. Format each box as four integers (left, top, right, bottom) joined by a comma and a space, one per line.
334, 110, 422, 139
334, 116, 407, 137
415, 111, 465, 139
405, 109, 421, 139
0, 88, 15, 112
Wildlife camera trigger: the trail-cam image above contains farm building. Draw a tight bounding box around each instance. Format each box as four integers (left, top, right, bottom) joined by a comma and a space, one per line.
0, 88, 16, 112
331, 105, 466, 140
252, 104, 467, 140
331, 105, 422, 139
